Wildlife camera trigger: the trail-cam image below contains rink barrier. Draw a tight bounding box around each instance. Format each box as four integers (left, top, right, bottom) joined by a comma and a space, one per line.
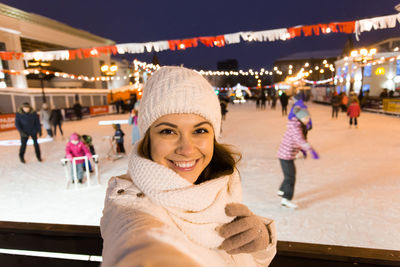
61, 155, 100, 189
0, 221, 399, 267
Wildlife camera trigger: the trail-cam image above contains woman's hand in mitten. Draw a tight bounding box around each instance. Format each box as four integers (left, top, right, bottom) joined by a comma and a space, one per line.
217, 203, 270, 254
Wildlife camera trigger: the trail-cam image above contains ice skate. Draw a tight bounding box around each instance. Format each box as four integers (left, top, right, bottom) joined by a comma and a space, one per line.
281, 198, 298, 209
277, 190, 284, 196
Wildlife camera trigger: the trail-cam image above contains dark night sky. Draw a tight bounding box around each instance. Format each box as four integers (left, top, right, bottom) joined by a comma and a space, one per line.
2, 0, 400, 70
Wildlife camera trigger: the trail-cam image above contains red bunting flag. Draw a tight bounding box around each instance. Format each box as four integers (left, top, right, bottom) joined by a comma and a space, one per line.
198, 35, 226, 47
168, 38, 199, 50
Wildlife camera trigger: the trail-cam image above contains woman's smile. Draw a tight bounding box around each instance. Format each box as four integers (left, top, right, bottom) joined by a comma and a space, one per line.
169, 159, 199, 171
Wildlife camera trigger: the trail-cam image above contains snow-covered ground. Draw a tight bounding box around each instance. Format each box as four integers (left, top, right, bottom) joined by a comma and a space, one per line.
0, 101, 399, 250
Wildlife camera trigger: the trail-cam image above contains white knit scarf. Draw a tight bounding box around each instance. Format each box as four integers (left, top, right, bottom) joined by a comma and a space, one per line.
128, 147, 242, 249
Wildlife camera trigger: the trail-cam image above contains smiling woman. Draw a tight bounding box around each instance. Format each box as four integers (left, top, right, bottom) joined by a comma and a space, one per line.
100, 66, 277, 267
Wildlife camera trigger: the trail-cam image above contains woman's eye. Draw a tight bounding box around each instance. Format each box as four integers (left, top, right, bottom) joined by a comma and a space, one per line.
159, 129, 175, 135
194, 128, 209, 134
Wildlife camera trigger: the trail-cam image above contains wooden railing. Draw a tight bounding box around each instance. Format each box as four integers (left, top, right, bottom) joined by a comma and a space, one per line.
0, 221, 399, 267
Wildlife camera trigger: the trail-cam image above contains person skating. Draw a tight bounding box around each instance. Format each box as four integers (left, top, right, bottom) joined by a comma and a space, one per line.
40, 103, 53, 137
279, 92, 289, 116
347, 99, 361, 128
331, 91, 341, 118
220, 100, 228, 120
260, 92, 267, 110
271, 94, 277, 109
128, 109, 140, 145
73, 101, 82, 120
65, 133, 92, 183
277, 107, 319, 209
112, 123, 125, 154
100, 66, 277, 266
49, 105, 64, 138
82, 134, 96, 172
340, 92, 348, 112
15, 102, 42, 163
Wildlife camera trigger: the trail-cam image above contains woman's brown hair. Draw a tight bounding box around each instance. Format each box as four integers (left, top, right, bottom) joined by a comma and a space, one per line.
137, 129, 241, 184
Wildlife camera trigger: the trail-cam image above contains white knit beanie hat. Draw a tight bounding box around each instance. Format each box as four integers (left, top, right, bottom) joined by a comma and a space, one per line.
138, 66, 221, 139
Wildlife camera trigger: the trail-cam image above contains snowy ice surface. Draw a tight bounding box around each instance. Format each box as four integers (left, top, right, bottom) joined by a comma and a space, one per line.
0, 102, 399, 250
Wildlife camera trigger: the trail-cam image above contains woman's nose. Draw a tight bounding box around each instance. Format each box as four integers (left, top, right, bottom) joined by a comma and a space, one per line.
176, 135, 195, 155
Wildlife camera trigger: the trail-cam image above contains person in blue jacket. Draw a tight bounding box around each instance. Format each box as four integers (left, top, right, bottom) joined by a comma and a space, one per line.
113, 123, 125, 154
15, 102, 42, 163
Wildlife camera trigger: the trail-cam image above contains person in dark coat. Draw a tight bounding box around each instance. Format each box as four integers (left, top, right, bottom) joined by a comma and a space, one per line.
260, 92, 267, 110
271, 94, 277, 109
331, 91, 341, 118
73, 101, 82, 120
49, 105, 64, 138
15, 102, 42, 163
220, 100, 228, 120
279, 92, 289, 116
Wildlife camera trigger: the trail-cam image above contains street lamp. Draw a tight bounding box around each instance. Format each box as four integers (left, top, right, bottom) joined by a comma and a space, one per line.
27, 59, 50, 103
349, 48, 377, 92
100, 63, 118, 102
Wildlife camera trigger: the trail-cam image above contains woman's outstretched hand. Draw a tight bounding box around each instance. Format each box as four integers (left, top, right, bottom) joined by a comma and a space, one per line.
217, 203, 270, 254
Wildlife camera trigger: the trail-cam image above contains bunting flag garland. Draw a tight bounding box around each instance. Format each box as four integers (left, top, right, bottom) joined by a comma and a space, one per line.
355, 13, 400, 40
0, 13, 399, 61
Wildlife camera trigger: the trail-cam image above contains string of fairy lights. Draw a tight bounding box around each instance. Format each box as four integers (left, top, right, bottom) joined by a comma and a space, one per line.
2, 53, 399, 87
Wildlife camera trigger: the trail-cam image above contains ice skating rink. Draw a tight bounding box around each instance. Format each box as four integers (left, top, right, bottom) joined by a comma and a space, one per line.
0, 101, 399, 250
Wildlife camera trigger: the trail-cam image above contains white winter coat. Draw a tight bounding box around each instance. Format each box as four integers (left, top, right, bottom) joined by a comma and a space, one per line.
100, 148, 277, 267
40, 109, 51, 130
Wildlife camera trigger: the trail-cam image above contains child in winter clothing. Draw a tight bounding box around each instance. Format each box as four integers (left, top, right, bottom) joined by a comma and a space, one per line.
112, 124, 125, 154
82, 134, 95, 155
65, 133, 92, 183
347, 99, 361, 128
278, 107, 319, 209
82, 134, 96, 172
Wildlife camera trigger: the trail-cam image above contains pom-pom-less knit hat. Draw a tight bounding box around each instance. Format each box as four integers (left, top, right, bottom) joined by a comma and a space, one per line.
294, 107, 310, 120
138, 66, 221, 139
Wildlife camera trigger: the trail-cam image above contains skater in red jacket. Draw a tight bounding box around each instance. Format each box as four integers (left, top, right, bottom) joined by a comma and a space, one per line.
347, 99, 361, 128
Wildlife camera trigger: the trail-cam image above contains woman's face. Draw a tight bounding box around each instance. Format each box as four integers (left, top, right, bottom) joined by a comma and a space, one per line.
149, 114, 214, 183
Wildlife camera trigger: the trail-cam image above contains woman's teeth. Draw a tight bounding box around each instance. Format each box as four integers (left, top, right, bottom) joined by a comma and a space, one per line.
173, 160, 196, 168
